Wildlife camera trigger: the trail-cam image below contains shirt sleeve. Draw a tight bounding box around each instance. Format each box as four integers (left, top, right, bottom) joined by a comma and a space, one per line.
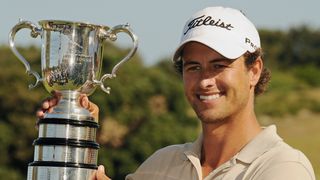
255, 162, 315, 180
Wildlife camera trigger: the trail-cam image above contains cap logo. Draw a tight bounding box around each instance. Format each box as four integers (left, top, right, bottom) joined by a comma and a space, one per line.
245, 37, 258, 50
184, 15, 234, 35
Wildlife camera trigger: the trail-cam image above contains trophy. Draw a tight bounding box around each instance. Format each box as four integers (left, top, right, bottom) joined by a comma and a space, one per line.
9, 19, 138, 180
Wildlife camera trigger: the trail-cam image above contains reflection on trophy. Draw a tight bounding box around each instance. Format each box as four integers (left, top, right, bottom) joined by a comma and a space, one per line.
9, 20, 138, 180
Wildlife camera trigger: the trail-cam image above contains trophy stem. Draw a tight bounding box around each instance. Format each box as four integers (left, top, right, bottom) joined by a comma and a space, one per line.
44, 90, 94, 121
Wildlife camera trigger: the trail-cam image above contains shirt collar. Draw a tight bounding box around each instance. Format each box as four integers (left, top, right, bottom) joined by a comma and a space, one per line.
184, 133, 203, 158
183, 125, 282, 164
236, 125, 283, 164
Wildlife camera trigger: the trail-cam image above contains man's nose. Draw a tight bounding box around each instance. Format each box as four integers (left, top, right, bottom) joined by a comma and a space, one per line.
199, 71, 216, 89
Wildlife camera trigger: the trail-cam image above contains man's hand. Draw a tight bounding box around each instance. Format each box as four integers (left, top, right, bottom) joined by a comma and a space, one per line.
36, 92, 99, 121
92, 165, 111, 180
79, 94, 99, 121
36, 92, 60, 119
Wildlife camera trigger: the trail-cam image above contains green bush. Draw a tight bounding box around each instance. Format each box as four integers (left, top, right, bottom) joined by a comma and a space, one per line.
292, 65, 320, 87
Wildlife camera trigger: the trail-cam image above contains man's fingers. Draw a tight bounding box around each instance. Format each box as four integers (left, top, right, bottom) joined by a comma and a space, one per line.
36, 109, 45, 119
96, 165, 111, 180
80, 95, 89, 108
41, 96, 59, 110
47, 107, 54, 114
89, 102, 99, 122
98, 165, 105, 174
79, 95, 99, 121
42, 100, 50, 110
48, 97, 58, 107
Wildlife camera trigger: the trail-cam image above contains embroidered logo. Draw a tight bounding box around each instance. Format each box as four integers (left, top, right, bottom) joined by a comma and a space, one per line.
184, 15, 234, 35
245, 37, 258, 50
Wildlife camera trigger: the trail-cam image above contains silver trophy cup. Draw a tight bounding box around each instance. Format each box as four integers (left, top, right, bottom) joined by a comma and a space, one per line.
9, 20, 138, 180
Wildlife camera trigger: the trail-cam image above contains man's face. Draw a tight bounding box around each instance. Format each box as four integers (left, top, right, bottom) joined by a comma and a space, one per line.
182, 42, 253, 123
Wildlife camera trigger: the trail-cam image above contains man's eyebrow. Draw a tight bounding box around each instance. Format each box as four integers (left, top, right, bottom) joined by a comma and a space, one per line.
182, 57, 234, 66
208, 58, 232, 63
209, 57, 233, 63
182, 60, 200, 66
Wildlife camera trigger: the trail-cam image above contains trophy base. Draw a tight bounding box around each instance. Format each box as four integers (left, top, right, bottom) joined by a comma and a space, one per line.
28, 117, 99, 180
27, 163, 97, 180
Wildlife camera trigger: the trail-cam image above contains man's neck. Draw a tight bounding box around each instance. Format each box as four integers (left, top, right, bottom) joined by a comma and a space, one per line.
200, 113, 262, 177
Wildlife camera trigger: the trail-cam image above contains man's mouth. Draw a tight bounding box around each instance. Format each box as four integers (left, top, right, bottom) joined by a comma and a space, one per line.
199, 94, 222, 100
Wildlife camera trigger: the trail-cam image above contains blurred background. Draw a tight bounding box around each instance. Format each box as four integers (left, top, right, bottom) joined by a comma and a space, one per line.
0, 0, 319, 179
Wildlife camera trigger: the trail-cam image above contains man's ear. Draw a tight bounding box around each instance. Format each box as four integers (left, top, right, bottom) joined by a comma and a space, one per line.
249, 57, 263, 87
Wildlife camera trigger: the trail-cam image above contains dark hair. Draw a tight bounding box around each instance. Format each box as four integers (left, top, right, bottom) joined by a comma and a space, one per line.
173, 49, 271, 96
243, 49, 271, 96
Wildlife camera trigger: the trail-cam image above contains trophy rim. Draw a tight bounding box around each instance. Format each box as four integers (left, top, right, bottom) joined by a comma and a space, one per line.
38, 20, 110, 30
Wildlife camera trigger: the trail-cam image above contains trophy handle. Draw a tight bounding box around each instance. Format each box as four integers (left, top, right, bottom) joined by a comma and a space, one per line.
98, 24, 138, 94
8, 20, 43, 89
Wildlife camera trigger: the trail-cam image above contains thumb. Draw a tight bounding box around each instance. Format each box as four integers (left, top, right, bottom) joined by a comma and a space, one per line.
96, 165, 111, 180
98, 165, 105, 174
79, 94, 90, 108
79, 94, 99, 121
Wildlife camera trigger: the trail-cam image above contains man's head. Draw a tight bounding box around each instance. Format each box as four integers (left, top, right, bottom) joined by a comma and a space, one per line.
173, 6, 270, 96
173, 7, 271, 123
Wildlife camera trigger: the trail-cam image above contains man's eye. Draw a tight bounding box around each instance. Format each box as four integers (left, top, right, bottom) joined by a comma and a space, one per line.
212, 64, 226, 69
184, 65, 200, 72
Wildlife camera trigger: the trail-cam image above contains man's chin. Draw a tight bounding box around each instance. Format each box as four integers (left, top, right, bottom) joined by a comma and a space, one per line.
197, 111, 228, 124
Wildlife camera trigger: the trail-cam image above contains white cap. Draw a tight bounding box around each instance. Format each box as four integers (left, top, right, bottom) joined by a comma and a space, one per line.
173, 6, 260, 61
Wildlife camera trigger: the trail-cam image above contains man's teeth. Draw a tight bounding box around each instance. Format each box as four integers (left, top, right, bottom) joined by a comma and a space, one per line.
199, 94, 220, 100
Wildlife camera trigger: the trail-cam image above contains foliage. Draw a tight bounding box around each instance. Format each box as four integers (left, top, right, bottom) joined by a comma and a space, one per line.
260, 26, 320, 68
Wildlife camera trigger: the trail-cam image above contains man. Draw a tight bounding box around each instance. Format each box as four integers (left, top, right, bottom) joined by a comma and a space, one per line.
38, 6, 315, 180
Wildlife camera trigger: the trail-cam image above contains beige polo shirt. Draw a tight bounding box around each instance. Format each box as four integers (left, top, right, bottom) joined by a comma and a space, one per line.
126, 125, 315, 180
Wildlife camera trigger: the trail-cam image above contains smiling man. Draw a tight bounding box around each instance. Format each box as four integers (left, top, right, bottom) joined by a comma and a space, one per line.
38, 6, 316, 180
125, 6, 316, 180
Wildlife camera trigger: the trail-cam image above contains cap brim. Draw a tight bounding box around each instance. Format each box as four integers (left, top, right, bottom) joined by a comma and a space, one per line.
173, 34, 246, 61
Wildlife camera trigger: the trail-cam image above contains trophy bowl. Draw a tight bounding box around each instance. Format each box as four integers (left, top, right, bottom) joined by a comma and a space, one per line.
9, 19, 138, 121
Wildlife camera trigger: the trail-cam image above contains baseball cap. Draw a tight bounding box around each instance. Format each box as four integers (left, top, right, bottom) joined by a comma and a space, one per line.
173, 6, 261, 61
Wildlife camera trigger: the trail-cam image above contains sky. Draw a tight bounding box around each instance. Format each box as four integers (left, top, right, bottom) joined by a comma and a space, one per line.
1, 0, 320, 65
